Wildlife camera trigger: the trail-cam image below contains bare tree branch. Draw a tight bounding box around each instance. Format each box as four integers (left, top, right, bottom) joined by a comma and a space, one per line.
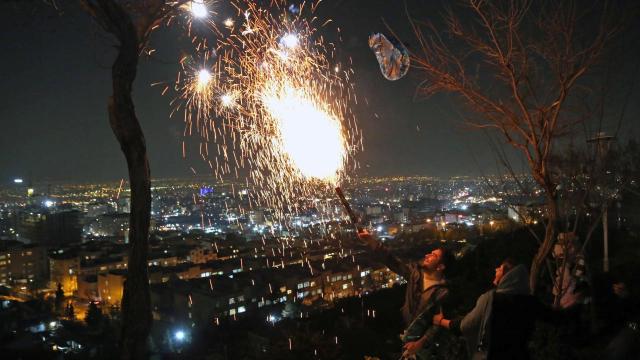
408, 0, 625, 292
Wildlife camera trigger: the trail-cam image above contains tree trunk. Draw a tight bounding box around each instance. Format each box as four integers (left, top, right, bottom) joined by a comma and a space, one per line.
106, 11, 152, 360
602, 204, 609, 272
530, 193, 558, 293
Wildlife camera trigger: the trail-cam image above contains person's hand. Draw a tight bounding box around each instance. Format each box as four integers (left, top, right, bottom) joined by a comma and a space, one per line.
433, 313, 444, 326
402, 338, 425, 357
356, 229, 374, 245
357, 228, 370, 239
356, 228, 382, 251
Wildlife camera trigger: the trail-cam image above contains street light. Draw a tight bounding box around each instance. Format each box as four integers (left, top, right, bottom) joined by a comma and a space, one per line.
587, 131, 616, 273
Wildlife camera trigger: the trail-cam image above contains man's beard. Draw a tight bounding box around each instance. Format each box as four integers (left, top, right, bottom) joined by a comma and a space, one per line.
421, 261, 438, 272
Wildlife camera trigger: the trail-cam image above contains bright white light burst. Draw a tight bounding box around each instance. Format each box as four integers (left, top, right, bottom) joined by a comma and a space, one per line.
190, 0, 208, 19
220, 93, 235, 107
196, 69, 212, 91
279, 33, 299, 49
262, 85, 345, 181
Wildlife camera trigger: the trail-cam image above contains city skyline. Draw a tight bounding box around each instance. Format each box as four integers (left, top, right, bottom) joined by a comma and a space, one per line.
2, 1, 640, 358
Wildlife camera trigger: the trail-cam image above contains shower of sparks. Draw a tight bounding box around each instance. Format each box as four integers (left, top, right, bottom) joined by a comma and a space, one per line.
171, 0, 218, 50
115, 178, 125, 200
169, 0, 361, 221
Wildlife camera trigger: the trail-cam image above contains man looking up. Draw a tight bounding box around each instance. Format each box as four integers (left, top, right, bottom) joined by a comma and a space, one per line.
357, 230, 455, 359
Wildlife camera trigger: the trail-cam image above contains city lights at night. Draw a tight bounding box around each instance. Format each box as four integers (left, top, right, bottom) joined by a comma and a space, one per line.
1, 0, 639, 359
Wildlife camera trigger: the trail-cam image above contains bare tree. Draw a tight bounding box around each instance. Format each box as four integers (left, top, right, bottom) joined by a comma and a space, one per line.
407, 0, 625, 292
78, 1, 188, 358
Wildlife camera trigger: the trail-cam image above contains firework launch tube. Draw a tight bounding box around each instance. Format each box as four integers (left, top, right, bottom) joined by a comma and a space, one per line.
335, 187, 359, 225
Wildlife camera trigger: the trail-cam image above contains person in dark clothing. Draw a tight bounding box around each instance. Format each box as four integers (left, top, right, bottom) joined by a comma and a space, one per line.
357, 230, 455, 359
598, 277, 640, 360
433, 259, 553, 360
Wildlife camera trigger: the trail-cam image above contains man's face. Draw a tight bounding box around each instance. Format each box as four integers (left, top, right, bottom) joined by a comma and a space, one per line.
493, 264, 506, 286
422, 249, 443, 271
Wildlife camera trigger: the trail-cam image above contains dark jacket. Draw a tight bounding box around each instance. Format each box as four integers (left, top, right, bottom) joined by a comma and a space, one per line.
371, 242, 450, 326
369, 241, 451, 359
450, 265, 552, 360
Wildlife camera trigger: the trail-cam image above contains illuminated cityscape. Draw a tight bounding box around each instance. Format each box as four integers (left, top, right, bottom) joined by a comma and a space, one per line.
0, 175, 546, 354
1, 0, 639, 359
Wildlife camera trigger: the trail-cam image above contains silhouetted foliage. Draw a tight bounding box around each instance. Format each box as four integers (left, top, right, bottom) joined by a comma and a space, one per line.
54, 282, 64, 314
86, 301, 104, 330
65, 302, 75, 320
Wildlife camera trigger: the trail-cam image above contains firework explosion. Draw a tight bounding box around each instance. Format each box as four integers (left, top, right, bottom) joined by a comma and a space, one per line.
172, 0, 360, 221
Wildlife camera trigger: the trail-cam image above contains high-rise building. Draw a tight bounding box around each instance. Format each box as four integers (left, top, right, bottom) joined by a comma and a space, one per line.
16, 207, 83, 246
0, 241, 48, 289
98, 270, 125, 306
49, 250, 80, 295
84, 213, 129, 239
77, 274, 99, 301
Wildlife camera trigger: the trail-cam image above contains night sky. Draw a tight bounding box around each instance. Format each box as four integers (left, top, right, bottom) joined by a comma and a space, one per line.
1, 1, 638, 183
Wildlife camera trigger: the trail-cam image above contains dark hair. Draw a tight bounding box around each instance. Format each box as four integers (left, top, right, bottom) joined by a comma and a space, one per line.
438, 247, 456, 277
500, 257, 517, 273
